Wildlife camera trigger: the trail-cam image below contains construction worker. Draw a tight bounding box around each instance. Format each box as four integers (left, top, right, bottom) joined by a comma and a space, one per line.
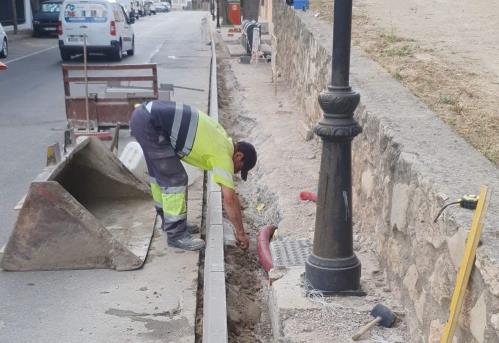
130, 100, 257, 251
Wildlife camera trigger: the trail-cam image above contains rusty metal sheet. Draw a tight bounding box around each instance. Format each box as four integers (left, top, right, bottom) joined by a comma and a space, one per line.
1, 138, 155, 271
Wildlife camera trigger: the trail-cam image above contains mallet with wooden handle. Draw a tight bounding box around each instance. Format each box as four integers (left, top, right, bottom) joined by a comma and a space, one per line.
352, 304, 396, 341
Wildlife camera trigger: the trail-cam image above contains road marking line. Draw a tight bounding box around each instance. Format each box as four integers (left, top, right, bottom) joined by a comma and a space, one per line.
5, 46, 58, 64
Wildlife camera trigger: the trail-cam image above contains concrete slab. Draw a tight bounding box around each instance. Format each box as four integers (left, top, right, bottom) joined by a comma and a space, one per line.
219, 29, 242, 44
227, 44, 247, 57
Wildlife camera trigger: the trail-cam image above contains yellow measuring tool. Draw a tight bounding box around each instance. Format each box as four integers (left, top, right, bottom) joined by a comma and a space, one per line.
440, 185, 490, 343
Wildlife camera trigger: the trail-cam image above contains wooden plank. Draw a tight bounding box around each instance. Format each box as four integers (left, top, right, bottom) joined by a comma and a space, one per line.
440, 186, 490, 343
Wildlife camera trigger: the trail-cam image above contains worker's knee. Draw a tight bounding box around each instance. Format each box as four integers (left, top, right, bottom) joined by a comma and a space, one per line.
170, 168, 188, 186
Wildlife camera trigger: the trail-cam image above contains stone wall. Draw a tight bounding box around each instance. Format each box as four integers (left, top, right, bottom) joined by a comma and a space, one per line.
273, 0, 499, 342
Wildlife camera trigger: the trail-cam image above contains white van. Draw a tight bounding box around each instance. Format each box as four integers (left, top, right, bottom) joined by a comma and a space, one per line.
0, 24, 8, 59
58, 0, 135, 61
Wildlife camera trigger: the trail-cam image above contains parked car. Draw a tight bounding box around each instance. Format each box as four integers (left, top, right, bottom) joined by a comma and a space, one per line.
133, 0, 145, 16
155, 3, 169, 12
149, 3, 157, 14
58, 0, 135, 61
143, 2, 152, 15
33, 0, 63, 37
0, 24, 7, 58
117, 0, 139, 20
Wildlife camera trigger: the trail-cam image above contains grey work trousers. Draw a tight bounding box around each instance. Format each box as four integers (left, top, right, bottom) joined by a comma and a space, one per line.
130, 106, 188, 239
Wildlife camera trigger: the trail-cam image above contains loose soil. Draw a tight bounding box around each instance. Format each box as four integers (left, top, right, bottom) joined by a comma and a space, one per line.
217, 38, 274, 343
309, 0, 499, 164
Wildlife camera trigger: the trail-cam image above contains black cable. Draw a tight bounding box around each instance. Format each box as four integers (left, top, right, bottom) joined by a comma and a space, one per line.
433, 201, 461, 223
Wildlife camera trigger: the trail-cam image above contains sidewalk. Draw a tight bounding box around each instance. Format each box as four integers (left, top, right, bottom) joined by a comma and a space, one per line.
216, 28, 409, 342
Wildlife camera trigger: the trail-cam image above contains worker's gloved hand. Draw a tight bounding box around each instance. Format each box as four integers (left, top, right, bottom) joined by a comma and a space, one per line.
235, 231, 250, 251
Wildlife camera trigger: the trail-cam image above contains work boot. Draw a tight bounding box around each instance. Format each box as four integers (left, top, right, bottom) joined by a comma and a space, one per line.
157, 208, 198, 233
187, 223, 200, 234
167, 233, 205, 251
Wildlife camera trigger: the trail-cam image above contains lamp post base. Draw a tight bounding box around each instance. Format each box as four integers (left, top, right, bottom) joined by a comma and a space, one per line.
305, 253, 361, 295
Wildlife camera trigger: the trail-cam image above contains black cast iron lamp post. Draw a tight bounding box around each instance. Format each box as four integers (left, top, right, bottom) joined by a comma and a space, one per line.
305, 0, 362, 294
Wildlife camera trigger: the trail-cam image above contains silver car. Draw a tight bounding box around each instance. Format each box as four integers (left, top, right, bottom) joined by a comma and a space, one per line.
0, 24, 7, 58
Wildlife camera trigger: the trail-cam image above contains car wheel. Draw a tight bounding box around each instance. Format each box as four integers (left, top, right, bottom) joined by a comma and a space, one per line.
0, 38, 8, 58
112, 42, 123, 61
127, 37, 135, 56
60, 48, 71, 61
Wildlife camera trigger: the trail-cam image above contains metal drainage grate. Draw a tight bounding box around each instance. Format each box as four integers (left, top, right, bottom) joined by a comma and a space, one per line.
270, 239, 312, 268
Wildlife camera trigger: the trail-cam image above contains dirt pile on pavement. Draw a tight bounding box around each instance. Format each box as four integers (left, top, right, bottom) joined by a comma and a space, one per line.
309, 0, 499, 164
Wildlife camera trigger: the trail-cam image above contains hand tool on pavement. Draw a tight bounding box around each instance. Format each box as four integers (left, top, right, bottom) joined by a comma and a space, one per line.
440, 186, 490, 343
352, 304, 396, 341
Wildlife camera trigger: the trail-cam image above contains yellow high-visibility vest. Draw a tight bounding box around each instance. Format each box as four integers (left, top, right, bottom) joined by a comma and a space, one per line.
182, 110, 235, 189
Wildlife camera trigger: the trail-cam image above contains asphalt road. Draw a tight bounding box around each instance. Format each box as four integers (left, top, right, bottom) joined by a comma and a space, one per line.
0, 11, 211, 245
0, 11, 211, 342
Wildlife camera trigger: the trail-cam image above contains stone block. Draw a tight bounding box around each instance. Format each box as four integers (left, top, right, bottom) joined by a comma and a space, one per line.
415, 292, 426, 324
387, 237, 404, 276
390, 183, 410, 233
361, 167, 375, 198
428, 319, 444, 343
447, 227, 467, 271
470, 292, 486, 343
429, 254, 453, 307
403, 264, 419, 302
491, 313, 499, 331
475, 252, 499, 297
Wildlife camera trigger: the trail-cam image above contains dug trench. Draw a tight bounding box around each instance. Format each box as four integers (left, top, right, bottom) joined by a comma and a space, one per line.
217, 40, 275, 343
